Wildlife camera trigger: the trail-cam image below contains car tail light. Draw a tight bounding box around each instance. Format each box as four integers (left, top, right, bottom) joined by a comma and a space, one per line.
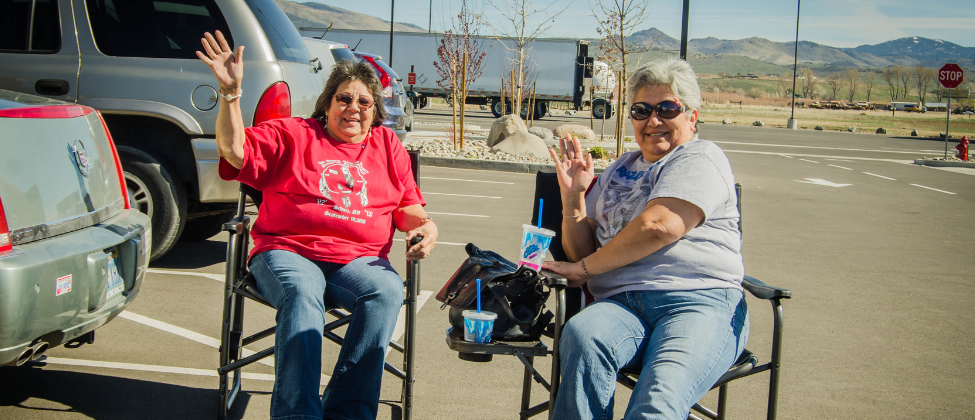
0, 195, 11, 254
360, 56, 391, 90
96, 111, 130, 210
0, 104, 93, 118
254, 82, 291, 126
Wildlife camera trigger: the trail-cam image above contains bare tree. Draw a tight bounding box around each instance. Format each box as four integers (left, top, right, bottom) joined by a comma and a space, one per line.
481, 0, 570, 115
825, 72, 843, 101
800, 67, 818, 99
433, 0, 488, 148
844, 69, 860, 103
883, 67, 899, 101
913, 66, 935, 107
862, 71, 876, 102
896, 65, 912, 102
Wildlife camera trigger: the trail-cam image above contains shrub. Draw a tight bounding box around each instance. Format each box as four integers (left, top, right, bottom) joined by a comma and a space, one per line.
589, 146, 609, 159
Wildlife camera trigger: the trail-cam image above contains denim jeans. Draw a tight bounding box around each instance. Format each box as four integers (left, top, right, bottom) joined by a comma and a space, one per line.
250, 249, 404, 420
553, 288, 749, 420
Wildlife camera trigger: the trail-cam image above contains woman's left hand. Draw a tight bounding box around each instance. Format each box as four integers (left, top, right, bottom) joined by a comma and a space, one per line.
542, 260, 591, 288
405, 220, 438, 261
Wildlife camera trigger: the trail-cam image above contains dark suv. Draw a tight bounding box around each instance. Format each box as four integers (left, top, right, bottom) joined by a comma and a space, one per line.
0, 0, 325, 260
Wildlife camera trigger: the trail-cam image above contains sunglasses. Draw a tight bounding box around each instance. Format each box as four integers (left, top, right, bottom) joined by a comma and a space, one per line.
630, 101, 686, 120
335, 93, 375, 110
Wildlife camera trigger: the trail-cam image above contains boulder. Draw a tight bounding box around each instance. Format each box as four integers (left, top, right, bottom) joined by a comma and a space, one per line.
553, 124, 595, 141
911, 129, 919, 137
487, 115, 528, 147
722, 118, 732, 125
491, 131, 551, 159
753, 120, 764, 127
528, 126, 554, 140
876, 128, 887, 134
848, 127, 857, 133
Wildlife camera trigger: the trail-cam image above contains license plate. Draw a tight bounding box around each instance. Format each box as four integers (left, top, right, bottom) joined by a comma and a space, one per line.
106, 249, 124, 300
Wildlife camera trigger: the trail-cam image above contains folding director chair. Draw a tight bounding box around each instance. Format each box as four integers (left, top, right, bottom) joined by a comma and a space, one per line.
447, 171, 791, 420
217, 150, 422, 420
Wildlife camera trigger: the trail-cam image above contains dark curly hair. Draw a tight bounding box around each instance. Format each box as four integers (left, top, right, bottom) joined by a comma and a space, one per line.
311, 59, 387, 128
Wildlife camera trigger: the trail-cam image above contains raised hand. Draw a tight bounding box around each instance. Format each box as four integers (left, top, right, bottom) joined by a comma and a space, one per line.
196, 31, 243, 91
548, 135, 595, 195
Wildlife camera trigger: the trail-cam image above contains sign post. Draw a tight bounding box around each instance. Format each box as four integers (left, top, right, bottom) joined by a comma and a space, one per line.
938, 63, 964, 158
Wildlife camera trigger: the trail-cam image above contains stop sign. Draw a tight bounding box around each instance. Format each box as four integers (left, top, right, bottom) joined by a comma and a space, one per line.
939, 63, 964, 89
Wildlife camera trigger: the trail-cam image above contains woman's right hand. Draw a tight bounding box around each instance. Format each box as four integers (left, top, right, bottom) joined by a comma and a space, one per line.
548, 135, 595, 194
196, 31, 243, 91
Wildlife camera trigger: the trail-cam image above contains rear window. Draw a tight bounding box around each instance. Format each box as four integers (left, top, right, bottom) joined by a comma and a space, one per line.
330, 47, 357, 65
86, 0, 232, 59
244, 0, 310, 63
0, 0, 61, 53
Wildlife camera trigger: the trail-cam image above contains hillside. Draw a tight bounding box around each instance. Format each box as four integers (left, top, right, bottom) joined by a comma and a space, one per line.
274, 0, 425, 33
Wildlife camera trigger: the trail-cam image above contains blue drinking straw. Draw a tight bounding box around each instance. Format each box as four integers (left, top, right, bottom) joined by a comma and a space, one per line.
538, 199, 544, 228
476, 278, 482, 313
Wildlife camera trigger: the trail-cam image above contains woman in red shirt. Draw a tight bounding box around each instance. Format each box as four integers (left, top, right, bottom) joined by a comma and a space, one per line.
198, 31, 437, 420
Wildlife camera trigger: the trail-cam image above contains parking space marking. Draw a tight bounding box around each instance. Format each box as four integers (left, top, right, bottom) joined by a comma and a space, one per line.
423, 192, 501, 199
799, 159, 820, 164
910, 184, 956, 195
147, 268, 223, 282
715, 140, 941, 155
387, 290, 433, 357
426, 211, 489, 218
421, 176, 514, 184
827, 164, 853, 170
863, 172, 896, 180
118, 311, 276, 368
43, 357, 277, 382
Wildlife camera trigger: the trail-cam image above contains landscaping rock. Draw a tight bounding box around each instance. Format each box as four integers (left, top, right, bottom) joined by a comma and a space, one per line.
722, 118, 732, 125
876, 128, 887, 134
491, 131, 550, 159
528, 126, 554, 140
848, 127, 857, 133
487, 115, 528, 147
753, 120, 764, 127
814, 126, 824, 131
553, 124, 595, 141
911, 129, 919, 136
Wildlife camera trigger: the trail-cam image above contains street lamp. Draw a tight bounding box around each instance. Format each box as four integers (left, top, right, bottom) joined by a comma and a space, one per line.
787, 0, 801, 129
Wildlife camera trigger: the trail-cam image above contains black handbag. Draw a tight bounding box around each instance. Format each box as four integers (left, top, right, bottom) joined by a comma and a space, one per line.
436, 243, 553, 341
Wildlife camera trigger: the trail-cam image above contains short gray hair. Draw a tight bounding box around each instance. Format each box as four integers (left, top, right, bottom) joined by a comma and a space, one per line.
626, 57, 701, 121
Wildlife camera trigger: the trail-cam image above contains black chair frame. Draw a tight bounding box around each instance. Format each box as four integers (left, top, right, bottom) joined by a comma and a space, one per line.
217, 150, 422, 420
445, 172, 792, 420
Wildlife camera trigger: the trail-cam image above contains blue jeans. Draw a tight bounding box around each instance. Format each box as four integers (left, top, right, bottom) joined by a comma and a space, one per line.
553, 288, 749, 420
250, 249, 404, 420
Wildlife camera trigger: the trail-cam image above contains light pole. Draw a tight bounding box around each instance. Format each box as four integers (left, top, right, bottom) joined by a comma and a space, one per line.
428, 0, 433, 33
679, 0, 689, 60
787, 0, 801, 129
389, 0, 395, 65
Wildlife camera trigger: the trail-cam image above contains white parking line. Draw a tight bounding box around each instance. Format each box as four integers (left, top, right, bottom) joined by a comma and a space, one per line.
43, 357, 277, 382
147, 269, 223, 281
827, 164, 853, 170
715, 140, 941, 155
423, 192, 501, 199
799, 159, 820, 164
426, 211, 489, 218
910, 184, 956, 195
863, 172, 896, 180
780, 155, 795, 158
421, 176, 514, 185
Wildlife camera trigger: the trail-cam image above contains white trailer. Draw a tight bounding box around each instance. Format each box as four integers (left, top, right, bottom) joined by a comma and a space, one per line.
299, 28, 616, 119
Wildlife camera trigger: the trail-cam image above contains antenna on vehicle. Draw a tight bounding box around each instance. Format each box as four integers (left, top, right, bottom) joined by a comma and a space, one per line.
298, 23, 333, 40
352, 39, 362, 51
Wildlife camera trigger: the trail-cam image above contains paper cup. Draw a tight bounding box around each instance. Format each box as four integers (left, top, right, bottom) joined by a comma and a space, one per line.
463, 310, 498, 343
518, 224, 556, 271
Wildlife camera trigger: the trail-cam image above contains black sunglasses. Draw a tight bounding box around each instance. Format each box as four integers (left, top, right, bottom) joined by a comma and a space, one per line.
335, 93, 375, 109
630, 101, 685, 120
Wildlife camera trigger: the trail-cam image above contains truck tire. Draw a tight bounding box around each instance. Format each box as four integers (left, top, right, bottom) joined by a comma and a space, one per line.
592, 98, 612, 119
490, 98, 506, 118
179, 211, 234, 242
118, 147, 187, 261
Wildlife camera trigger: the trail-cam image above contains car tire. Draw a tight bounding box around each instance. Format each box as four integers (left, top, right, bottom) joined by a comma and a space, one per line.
592, 98, 611, 119
491, 98, 505, 118
179, 211, 234, 242
118, 147, 187, 261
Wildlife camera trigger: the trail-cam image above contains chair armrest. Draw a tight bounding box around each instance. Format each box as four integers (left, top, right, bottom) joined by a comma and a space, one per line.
742, 275, 791, 300
540, 270, 568, 290
223, 215, 251, 234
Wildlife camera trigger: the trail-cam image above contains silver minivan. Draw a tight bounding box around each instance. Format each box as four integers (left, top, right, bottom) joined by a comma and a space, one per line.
0, 89, 150, 366
0, 0, 325, 260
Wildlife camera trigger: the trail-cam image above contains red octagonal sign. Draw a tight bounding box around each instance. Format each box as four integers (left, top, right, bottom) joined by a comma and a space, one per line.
939, 63, 964, 89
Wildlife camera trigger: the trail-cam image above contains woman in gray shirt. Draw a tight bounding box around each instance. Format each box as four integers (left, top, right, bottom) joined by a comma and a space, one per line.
543, 57, 749, 420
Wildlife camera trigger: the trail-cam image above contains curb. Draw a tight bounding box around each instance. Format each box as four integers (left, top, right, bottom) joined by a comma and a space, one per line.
419, 155, 606, 175
913, 159, 975, 168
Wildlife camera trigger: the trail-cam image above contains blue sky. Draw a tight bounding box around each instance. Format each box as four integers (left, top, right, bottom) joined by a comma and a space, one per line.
307, 0, 975, 48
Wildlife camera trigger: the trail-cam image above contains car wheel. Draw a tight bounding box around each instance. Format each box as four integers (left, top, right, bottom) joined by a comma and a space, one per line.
179, 211, 234, 242
491, 98, 505, 118
592, 98, 610, 119
118, 147, 187, 261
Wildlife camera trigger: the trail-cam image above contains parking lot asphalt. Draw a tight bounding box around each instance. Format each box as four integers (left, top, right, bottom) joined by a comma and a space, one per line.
2, 109, 973, 419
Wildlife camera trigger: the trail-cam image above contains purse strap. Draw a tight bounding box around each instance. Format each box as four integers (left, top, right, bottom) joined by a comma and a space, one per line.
486, 282, 537, 326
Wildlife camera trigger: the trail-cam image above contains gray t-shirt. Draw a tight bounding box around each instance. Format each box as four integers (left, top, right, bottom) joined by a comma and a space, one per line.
584, 138, 743, 299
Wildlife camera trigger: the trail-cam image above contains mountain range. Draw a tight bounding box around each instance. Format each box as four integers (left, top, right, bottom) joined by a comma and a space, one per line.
278, 0, 973, 71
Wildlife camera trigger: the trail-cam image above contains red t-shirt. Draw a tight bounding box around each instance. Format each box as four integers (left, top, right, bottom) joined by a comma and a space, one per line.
219, 118, 424, 263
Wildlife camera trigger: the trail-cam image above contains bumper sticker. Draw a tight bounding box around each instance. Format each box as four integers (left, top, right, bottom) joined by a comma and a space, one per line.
56, 275, 72, 296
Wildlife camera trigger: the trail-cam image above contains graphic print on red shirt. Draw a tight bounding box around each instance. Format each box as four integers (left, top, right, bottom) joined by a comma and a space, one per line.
219, 117, 424, 263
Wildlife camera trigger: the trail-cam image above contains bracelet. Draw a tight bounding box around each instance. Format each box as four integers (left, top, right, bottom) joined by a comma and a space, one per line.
221, 91, 242, 102
420, 216, 434, 224
580, 257, 596, 279
562, 210, 585, 218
